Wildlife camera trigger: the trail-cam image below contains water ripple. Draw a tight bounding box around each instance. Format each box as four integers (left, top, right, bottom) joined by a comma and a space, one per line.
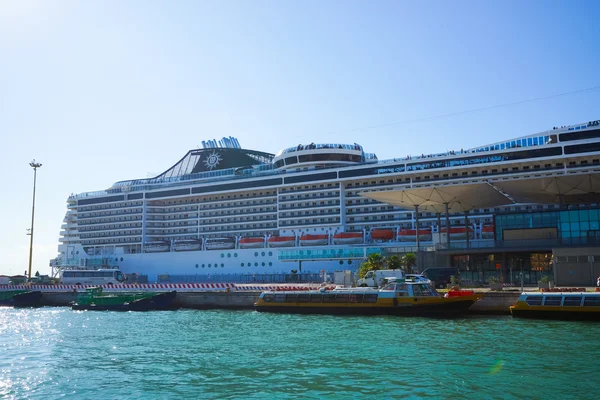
0, 308, 599, 399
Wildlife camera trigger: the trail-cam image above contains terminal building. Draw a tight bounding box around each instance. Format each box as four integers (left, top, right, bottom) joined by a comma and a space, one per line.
53, 120, 600, 285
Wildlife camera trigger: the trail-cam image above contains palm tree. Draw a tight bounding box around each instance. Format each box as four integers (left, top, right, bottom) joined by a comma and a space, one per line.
358, 253, 385, 278
385, 255, 403, 270
402, 253, 417, 274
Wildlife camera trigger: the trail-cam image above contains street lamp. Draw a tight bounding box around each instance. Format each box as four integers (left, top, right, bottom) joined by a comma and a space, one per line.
27, 159, 42, 280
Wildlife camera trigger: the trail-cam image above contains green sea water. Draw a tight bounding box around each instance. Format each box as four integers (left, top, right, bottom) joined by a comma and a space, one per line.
1, 308, 599, 399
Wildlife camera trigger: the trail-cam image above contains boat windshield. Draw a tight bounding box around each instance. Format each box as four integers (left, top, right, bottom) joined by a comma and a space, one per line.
411, 283, 439, 297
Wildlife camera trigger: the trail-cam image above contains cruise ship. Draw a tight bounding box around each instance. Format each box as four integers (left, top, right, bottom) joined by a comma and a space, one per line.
51, 121, 600, 281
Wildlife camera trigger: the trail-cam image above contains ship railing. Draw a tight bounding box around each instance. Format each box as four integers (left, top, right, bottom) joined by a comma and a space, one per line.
435, 237, 600, 251
157, 273, 326, 284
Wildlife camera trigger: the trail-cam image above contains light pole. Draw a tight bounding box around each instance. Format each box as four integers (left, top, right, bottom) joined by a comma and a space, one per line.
27, 160, 42, 280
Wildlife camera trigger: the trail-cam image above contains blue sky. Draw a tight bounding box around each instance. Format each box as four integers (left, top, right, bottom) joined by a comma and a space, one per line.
1, 0, 599, 276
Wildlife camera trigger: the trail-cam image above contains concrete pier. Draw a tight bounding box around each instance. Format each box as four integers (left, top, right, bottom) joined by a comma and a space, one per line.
28, 290, 519, 313
2, 284, 530, 313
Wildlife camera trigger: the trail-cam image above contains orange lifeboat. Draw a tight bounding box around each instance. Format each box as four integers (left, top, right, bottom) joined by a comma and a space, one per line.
441, 226, 474, 240
481, 225, 495, 239
332, 232, 364, 245
370, 229, 395, 241
397, 229, 432, 242
239, 237, 265, 249
299, 234, 329, 246
267, 236, 296, 248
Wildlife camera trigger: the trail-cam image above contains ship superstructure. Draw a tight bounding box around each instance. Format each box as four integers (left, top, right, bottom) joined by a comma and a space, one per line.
51, 122, 600, 281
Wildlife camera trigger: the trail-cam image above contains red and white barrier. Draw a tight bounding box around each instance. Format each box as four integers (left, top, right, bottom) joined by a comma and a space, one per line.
0, 283, 320, 293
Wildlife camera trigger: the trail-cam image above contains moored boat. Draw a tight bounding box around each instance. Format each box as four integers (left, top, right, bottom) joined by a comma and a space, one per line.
299, 234, 328, 246
143, 240, 171, 253
481, 225, 495, 239
441, 226, 474, 240
370, 229, 395, 241
0, 290, 42, 307
267, 236, 296, 247
332, 232, 364, 245
255, 278, 482, 316
173, 239, 203, 252
71, 287, 177, 311
510, 292, 600, 320
205, 237, 236, 250
397, 229, 432, 242
239, 237, 265, 248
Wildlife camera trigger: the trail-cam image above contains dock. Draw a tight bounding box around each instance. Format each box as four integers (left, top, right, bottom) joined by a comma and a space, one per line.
0, 283, 525, 313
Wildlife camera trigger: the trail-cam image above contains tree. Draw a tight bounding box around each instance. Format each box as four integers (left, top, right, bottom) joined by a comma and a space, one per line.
385, 255, 403, 270
402, 253, 417, 274
358, 253, 385, 278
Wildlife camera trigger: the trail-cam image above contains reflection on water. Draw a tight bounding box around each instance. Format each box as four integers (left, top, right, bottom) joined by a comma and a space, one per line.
1, 308, 599, 399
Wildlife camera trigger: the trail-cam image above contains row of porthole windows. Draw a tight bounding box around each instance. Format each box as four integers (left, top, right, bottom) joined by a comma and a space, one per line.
254, 251, 273, 257
241, 262, 273, 267
195, 263, 225, 268
220, 253, 239, 258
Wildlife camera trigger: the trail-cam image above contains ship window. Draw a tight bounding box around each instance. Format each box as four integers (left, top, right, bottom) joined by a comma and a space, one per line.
285, 294, 298, 302
543, 296, 562, 306
323, 294, 336, 303
525, 296, 543, 306
263, 294, 275, 302
363, 294, 378, 303
583, 296, 600, 306
335, 294, 350, 303
563, 296, 582, 306
297, 294, 310, 302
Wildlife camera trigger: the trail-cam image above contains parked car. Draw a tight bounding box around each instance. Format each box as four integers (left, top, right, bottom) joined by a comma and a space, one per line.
420, 268, 458, 288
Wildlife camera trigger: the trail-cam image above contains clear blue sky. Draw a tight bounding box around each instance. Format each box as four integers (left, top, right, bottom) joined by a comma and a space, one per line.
1, 0, 599, 276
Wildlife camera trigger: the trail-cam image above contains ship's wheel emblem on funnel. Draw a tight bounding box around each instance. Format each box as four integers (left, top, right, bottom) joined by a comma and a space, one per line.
203, 151, 222, 170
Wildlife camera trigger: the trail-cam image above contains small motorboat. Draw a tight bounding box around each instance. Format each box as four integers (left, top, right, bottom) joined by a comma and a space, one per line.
397, 229, 432, 242
143, 241, 171, 253
370, 229, 395, 241
510, 292, 600, 320
205, 237, 236, 250
332, 232, 364, 245
441, 226, 474, 240
481, 225, 495, 239
299, 234, 328, 246
239, 237, 265, 248
255, 278, 482, 316
267, 236, 296, 247
173, 239, 202, 251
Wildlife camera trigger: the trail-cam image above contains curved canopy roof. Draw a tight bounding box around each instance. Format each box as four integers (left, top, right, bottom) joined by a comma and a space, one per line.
360, 173, 600, 213
360, 183, 515, 213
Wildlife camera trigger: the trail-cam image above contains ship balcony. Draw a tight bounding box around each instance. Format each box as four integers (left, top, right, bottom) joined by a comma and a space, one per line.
278, 221, 341, 229
146, 222, 198, 229
82, 231, 140, 239
279, 209, 340, 220
148, 195, 278, 209
197, 210, 277, 220
278, 202, 340, 211
278, 193, 340, 203
197, 224, 278, 235
77, 210, 141, 220
198, 203, 277, 213
199, 216, 277, 226
346, 208, 400, 216
146, 214, 199, 222
146, 228, 198, 235
78, 225, 142, 232
279, 186, 340, 195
